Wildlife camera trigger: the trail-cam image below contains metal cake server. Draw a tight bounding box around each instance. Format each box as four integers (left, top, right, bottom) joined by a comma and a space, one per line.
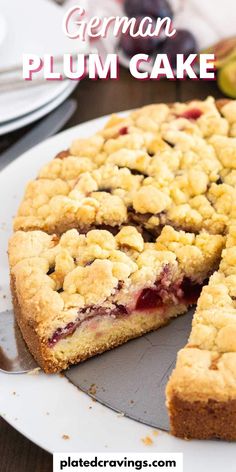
0, 310, 38, 373
0, 308, 194, 431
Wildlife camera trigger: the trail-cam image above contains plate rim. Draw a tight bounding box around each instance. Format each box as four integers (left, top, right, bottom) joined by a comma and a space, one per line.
0, 13, 7, 47
0, 81, 70, 126
0, 81, 78, 136
0, 0, 87, 124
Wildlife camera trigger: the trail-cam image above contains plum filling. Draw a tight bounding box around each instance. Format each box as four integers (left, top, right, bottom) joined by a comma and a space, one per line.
48, 304, 128, 347
136, 265, 182, 311
179, 108, 203, 120
48, 265, 204, 347
136, 276, 203, 311
180, 277, 203, 304
119, 126, 128, 135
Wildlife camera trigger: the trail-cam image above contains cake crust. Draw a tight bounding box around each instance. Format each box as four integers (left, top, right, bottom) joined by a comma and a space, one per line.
168, 395, 236, 440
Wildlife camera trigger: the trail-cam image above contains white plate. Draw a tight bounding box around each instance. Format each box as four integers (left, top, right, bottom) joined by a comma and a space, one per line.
0, 81, 71, 126
0, 80, 78, 136
0, 0, 87, 123
0, 13, 7, 48
0, 116, 235, 470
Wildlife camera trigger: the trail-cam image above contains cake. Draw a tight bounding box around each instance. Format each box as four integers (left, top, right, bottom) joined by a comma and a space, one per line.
8, 96, 236, 440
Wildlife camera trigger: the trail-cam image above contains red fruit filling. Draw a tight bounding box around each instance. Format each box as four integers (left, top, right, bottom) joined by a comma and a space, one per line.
119, 126, 129, 135
179, 108, 203, 120
48, 267, 204, 347
136, 276, 202, 311
180, 277, 203, 304
48, 304, 127, 347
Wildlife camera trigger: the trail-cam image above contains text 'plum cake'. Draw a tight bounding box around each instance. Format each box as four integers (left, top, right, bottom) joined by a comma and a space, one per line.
8, 97, 236, 440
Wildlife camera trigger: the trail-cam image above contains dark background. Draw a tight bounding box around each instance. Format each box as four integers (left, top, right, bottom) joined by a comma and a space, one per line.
0, 68, 223, 472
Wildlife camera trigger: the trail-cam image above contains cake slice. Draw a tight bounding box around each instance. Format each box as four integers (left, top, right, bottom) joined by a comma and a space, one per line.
8, 225, 224, 373
166, 225, 236, 440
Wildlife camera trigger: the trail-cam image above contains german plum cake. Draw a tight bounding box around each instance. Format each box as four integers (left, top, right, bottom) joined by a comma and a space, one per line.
8, 97, 236, 440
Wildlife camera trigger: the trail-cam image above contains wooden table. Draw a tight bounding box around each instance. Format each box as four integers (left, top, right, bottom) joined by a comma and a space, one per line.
0, 68, 224, 472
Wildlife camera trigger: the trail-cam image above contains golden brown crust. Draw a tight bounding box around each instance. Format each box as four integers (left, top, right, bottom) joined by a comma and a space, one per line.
11, 275, 52, 372
168, 395, 236, 440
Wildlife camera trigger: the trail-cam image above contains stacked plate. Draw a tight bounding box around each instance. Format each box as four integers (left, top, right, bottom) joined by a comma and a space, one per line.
0, 0, 88, 135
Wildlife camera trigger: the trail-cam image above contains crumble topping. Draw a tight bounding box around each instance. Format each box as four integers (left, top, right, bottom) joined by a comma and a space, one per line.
132, 186, 171, 215
39, 156, 95, 180
209, 135, 236, 169
166, 347, 236, 403
221, 101, 236, 121
14, 97, 235, 236
70, 135, 105, 159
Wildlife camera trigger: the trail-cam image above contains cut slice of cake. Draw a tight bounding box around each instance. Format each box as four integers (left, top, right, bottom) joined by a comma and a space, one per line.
8, 225, 224, 373
166, 225, 236, 440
